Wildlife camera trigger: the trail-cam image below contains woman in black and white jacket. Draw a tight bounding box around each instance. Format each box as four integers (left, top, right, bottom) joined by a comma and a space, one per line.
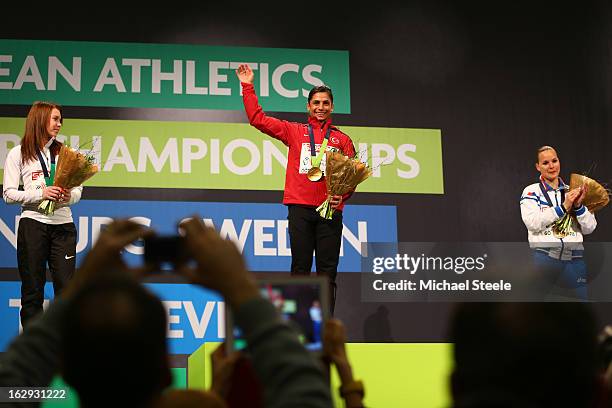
3, 101, 82, 327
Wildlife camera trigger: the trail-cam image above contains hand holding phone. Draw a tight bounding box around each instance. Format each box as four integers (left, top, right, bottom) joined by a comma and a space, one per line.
176, 218, 259, 310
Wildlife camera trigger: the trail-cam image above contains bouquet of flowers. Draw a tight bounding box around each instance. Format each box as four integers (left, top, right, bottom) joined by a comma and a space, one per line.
316, 151, 372, 219
552, 173, 609, 238
38, 144, 98, 216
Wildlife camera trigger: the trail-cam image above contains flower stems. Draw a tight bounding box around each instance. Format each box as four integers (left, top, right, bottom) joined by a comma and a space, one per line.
552, 213, 573, 238
38, 199, 56, 216
316, 196, 335, 220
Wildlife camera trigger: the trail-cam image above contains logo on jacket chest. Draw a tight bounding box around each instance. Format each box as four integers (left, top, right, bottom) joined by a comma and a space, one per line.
31, 170, 44, 181
302, 132, 341, 147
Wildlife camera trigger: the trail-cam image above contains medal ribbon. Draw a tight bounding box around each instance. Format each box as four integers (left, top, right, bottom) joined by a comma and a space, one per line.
36, 139, 56, 187
538, 176, 565, 209
308, 124, 331, 168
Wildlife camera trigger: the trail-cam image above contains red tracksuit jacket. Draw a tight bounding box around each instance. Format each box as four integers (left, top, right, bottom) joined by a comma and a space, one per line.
241, 82, 356, 210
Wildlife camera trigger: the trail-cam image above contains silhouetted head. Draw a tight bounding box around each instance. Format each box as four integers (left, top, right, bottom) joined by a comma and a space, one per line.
449, 302, 600, 408
62, 278, 171, 407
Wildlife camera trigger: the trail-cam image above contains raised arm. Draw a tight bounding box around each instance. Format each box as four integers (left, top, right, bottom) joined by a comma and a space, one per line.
179, 218, 332, 408
235, 64, 292, 146
323, 319, 365, 408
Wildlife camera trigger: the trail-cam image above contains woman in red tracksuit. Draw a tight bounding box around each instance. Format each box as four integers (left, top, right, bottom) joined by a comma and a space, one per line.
236, 64, 355, 314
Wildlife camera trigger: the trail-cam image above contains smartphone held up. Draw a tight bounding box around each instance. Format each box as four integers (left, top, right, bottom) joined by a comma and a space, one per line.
143, 235, 191, 266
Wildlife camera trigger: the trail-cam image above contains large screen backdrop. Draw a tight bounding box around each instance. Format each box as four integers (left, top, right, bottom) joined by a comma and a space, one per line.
1, 1, 611, 357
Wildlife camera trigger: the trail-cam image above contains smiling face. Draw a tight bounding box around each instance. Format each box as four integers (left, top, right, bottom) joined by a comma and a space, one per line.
46, 108, 62, 139
536, 148, 560, 184
307, 91, 334, 122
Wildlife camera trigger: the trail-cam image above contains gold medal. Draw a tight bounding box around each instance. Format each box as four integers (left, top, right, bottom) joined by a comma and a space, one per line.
307, 167, 323, 181
307, 124, 330, 183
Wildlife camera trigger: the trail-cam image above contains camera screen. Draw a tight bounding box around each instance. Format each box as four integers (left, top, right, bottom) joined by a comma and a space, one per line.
230, 279, 328, 352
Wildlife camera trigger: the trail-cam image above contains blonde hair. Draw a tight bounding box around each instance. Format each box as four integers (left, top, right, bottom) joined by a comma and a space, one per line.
536, 145, 556, 163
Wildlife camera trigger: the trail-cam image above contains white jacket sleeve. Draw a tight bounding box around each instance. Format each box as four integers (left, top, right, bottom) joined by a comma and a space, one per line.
2, 148, 43, 205
68, 185, 83, 205
55, 185, 83, 208
520, 187, 563, 233
574, 205, 597, 235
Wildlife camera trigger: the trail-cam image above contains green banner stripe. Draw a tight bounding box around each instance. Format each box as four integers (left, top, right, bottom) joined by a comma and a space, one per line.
0, 39, 350, 113
0, 118, 443, 194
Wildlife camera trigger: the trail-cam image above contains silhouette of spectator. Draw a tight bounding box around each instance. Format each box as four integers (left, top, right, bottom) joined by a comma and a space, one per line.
178, 217, 331, 407
449, 302, 602, 408
0, 218, 332, 408
62, 277, 173, 407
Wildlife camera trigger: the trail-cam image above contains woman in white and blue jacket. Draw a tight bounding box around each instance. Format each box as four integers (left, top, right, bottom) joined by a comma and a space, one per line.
520, 146, 596, 299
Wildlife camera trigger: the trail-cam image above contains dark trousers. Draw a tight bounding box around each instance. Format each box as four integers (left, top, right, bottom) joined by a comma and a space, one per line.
17, 217, 76, 327
287, 205, 343, 314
